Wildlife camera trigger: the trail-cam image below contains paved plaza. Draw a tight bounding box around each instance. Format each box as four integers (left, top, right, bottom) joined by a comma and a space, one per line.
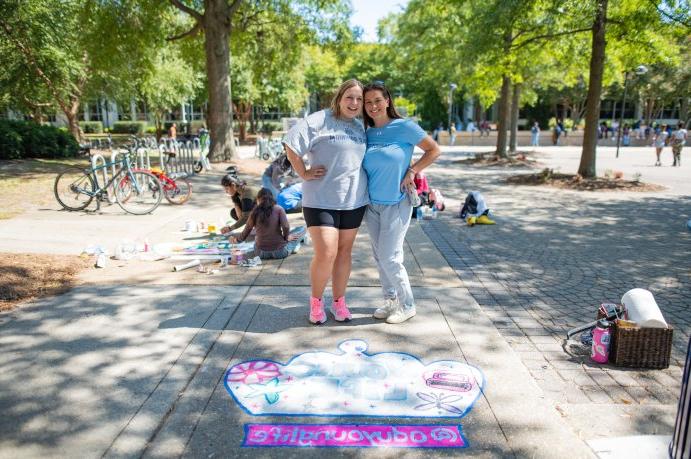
0, 145, 688, 457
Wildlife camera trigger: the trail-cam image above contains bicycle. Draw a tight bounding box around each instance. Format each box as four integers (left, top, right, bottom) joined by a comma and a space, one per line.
54, 151, 163, 215
147, 159, 192, 205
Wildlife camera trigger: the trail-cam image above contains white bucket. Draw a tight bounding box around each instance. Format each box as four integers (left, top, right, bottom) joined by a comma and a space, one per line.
621, 288, 668, 328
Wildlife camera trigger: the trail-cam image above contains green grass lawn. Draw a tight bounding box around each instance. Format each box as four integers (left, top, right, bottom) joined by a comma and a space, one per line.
0, 158, 87, 219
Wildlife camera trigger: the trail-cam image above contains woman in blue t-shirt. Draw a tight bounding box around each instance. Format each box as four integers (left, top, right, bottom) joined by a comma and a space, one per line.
362, 82, 441, 324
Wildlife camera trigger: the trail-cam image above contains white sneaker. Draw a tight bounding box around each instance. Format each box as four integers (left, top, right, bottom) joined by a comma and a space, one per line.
373, 298, 397, 319
386, 305, 416, 324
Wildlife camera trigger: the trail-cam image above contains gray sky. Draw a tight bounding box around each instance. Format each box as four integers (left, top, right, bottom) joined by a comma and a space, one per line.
350, 0, 408, 42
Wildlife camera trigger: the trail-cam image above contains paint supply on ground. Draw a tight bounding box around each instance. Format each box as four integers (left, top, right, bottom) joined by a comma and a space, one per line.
95, 253, 107, 268
185, 220, 197, 232
591, 319, 611, 363
621, 288, 668, 328
173, 259, 201, 272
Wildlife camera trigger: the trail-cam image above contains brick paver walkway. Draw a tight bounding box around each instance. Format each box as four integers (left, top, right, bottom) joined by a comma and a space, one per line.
420, 151, 690, 406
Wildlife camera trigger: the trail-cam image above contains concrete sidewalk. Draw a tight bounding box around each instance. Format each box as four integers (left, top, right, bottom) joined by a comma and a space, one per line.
0, 146, 686, 458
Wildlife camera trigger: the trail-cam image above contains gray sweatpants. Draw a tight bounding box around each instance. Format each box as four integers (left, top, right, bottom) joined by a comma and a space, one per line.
365, 199, 415, 308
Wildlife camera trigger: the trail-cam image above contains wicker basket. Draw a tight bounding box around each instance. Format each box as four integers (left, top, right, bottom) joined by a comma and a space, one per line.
608, 319, 673, 369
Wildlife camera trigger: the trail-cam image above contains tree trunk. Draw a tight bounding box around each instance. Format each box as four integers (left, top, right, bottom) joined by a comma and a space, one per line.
65, 111, 82, 143
236, 101, 252, 142
681, 97, 689, 125
578, 0, 608, 179
509, 82, 521, 153
495, 75, 511, 158
203, 0, 236, 161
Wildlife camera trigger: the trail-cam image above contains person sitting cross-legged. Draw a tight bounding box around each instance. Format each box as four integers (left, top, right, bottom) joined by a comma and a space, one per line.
229, 188, 305, 259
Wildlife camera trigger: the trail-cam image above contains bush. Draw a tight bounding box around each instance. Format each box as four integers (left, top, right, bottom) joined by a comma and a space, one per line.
112, 121, 147, 135
0, 122, 23, 159
260, 121, 282, 135
0, 120, 78, 159
79, 121, 103, 134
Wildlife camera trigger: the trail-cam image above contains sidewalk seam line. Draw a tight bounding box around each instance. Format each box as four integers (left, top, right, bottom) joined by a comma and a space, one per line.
179, 289, 261, 456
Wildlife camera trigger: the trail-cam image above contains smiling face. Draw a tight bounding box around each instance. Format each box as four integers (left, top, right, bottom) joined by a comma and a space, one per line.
338, 86, 363, 120
364, 89, 390, 124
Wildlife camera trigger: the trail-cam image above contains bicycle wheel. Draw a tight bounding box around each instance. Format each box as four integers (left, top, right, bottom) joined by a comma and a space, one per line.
163, 177, 192, 205
54, 167, 95, 211
115, 170, 163, 215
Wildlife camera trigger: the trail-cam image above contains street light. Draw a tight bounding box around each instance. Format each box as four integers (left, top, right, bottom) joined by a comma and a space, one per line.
616, 65, 648, 158
448, 83, 457, 136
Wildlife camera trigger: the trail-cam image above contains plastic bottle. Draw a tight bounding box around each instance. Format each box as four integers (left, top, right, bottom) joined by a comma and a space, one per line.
432, 206, 437, 219
591, 319, 611, 363
416, 207, 423, 221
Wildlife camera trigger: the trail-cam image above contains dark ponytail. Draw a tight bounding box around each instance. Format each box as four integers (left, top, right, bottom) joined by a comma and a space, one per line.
250, 188, 276, 226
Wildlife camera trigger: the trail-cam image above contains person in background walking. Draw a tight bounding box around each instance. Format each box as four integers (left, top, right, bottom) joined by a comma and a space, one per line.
449, 122, 457, 146
671, 121, 688, 167
361, 81, 441, 324
283, 79, 369, 325
530, 121, 540, 146
169, 122, 177, 140
653, 123, 668, 166
432, 122, 443, 142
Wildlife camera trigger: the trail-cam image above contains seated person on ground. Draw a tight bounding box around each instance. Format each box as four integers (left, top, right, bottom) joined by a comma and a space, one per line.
229, 188, 305, 259
262, 153, 294, 198
220, 174, 257, 233
411, 171, 445, 218
277, 182, 303, 213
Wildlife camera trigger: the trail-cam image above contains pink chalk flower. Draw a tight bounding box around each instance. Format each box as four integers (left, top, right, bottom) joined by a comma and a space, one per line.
227, 361, 281, 384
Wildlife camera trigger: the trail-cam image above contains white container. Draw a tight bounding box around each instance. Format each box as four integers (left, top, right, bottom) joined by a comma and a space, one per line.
621, 288, 668, 328
173, 259, 200, 272
185, 220, 197, 232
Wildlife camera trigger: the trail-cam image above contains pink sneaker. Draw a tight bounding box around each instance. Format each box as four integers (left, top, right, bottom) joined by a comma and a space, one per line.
330, 296, 352, 322
309, 297, 326, 325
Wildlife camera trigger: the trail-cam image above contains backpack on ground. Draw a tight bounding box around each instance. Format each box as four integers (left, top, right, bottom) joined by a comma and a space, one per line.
459, 191, 489, 219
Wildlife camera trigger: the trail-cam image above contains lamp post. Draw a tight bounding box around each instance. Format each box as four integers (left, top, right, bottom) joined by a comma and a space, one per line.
616, 65, 647, 158
448, 83, 457, 134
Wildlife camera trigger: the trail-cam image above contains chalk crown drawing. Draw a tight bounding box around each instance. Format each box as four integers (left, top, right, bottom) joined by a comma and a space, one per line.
225, 339, 485, 418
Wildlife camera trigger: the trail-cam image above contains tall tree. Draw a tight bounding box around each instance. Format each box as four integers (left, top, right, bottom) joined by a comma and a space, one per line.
0, 0, 164, 141
579, 0, 608, 178
169, 0, 354, 160
169, 0, 242, 161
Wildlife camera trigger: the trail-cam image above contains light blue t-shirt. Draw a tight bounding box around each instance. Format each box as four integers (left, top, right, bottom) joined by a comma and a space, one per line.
277, 182, 302, 211
283, 110, 368, 210
363, 118, 427, 205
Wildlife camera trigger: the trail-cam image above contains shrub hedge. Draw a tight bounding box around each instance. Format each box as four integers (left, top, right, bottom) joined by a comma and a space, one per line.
112, 121, 147, 135
0, 120, 79, 160
79, 121, 103, 134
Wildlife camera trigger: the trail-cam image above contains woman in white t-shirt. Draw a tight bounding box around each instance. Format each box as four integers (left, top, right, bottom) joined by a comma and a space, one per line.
283, 79, 368, 325
653, 124, 668, 166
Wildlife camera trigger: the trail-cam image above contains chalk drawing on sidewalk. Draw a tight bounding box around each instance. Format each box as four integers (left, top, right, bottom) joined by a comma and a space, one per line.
224, 339, 485, 418
242, 423, 468, 448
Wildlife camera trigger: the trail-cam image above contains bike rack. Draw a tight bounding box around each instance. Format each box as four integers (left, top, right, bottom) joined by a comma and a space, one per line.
159, 139, 196, 177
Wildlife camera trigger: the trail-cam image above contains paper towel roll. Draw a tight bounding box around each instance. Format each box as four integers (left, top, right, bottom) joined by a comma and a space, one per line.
173, 259, 200, 272
621, 288, 668, 328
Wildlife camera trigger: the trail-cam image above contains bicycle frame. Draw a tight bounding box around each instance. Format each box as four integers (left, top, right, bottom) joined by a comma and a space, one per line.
81, 155, 143, 204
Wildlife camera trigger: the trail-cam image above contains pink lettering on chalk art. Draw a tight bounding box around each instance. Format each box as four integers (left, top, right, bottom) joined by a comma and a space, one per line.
242, 424, 467, 448
224, 339, 485, 418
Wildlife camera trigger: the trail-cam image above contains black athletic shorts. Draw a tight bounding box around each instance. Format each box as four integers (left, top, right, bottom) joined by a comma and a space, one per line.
302, 206, 367, 230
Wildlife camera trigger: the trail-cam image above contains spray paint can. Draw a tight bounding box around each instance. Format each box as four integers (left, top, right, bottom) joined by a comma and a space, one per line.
591, 319, 611, 364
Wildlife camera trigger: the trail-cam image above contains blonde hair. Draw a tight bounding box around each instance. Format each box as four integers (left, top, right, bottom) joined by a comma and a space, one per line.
330, 79, 363, 119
